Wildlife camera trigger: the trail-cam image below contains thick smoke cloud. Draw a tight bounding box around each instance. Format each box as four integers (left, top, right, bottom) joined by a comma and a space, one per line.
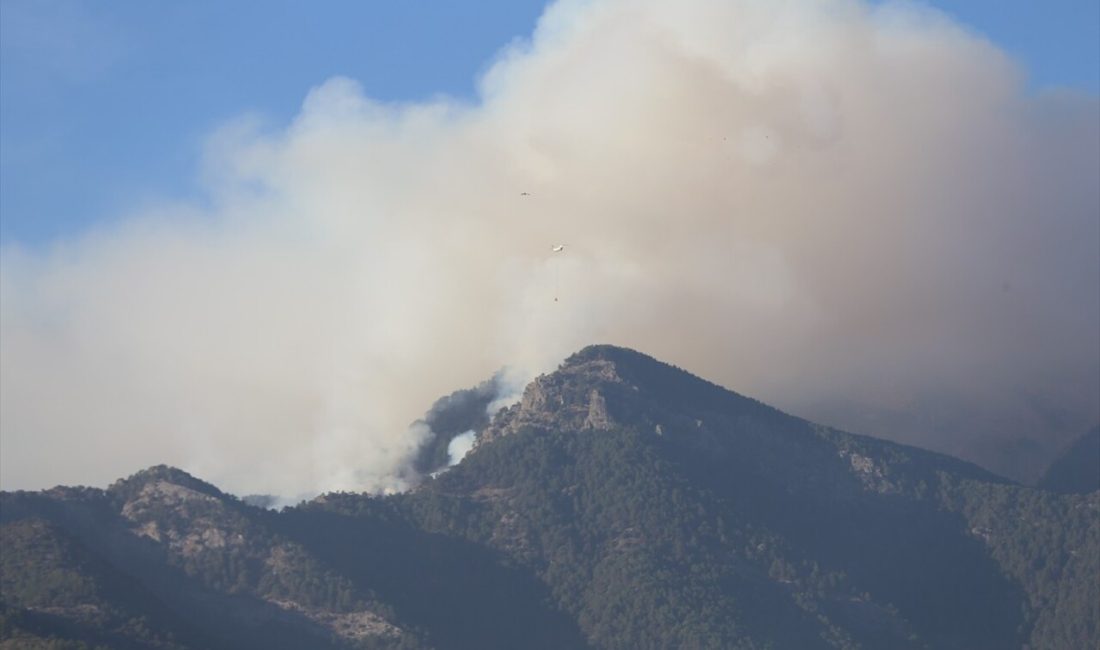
2, 0, 1097, 494
410, 370, 523, 475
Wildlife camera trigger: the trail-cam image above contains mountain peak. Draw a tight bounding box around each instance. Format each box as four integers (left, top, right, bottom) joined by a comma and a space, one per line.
479, 346, 651, 443
559, 344, 763, 407
108, 465, 226, 503
559, 344, 686, 387
479, 344, 768, 446
562, 343, 652, 369
469, 344, 1003, 499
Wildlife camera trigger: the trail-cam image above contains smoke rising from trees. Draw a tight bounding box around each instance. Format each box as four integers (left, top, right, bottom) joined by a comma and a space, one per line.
2, 0, 1096, 494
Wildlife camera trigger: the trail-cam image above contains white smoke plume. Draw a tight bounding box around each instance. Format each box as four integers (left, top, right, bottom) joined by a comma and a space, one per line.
2, 0, 1097, 495
447, 431, 478, 467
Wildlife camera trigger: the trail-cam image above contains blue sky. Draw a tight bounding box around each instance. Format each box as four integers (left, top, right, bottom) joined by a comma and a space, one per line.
1, 0, 1097, 245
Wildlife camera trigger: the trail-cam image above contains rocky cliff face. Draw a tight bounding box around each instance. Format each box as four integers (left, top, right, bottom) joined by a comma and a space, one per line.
480, 353, 628, 443
480, 345, 761, 443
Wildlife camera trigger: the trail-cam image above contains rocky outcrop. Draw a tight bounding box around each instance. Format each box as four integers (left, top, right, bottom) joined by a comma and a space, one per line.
478, 347, 647, 445
584, 389, 612, 430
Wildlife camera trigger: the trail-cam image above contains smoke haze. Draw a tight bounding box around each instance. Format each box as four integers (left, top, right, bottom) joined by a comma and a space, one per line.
2, 0, 1097, 495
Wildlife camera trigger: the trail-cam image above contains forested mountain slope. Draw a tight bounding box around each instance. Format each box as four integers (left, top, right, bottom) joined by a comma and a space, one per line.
3, 346, 1097, 649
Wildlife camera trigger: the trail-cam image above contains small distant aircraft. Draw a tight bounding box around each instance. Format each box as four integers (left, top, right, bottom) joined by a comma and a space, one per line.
551, 244, 565, 301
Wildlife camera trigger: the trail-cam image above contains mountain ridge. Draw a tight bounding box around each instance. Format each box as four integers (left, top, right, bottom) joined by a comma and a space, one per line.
2, 344, 1097, 649
480, 344, 1007, 489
